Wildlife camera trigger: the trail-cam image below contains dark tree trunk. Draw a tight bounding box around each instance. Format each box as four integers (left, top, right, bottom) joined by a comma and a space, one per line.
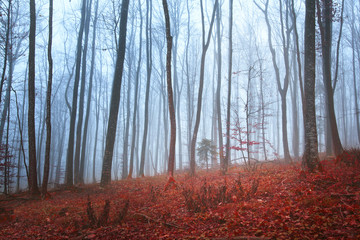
74, 0, 92, 184
316, 0, 343, 157
162, 0, 176, 178
65, 0, 87, 187
42, 0, 53, 196
100, 0, 130, 187
0, 0, 11, 105
302, 0, 319, 172
28, 0, 40, 196
79, 0, 99, 184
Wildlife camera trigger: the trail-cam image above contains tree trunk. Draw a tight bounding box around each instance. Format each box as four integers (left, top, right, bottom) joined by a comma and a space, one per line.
65, 0, 87, 187
139, 0, 153, 177
190, 0, 218, 176
74, 0, 92, 184
42, 0, 53, 196
215, 3, 224, 173
303, 0, 319, 172
28, 0, 40, 196
0, 0, 11, 105
128, 0, 143, 179
255, 0, 292, 162
316, 0, 343, 157
162, 0, 176, 178
100, 0, 130, 187
225, 0, 233, 173
80, 0, 99, 184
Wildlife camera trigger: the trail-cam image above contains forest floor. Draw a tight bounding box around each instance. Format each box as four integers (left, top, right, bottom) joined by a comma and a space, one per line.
1, 150, 360, 239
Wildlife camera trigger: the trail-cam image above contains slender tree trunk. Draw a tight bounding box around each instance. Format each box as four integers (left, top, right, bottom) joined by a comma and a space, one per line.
215, 3, 224, 173
42, 0, 53, 196
74, 0, 92, 184
225, 0, 233, 173
0, 0, 11, 105
65, 0, 87, 187
122, 7, 136, 179
162, 0, 176, 178
190, 0, 218, 176
79, 0, 99, 184
100, 0, 130, 187
303, 0, 319, 172
316, 0, 343, 156
255, 0, 292, 162
28, 0, 40, 196
139, 0, 153, 177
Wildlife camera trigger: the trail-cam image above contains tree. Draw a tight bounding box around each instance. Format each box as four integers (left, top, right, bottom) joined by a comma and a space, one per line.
42, 0, 53, 196
197, 139, 217, 171
100, 0, 130, 187
254, 0, 292, 162
139, 0, 153, 177
28, 0, 39, 196
224, 0, 233, 174
128, 0, 143, 179
190, 0, 218, 176
65, 0, 87, 187
302, 0, 320, 172
0, 0, 11, 105
316, 0, 344, 157
162, 0, 176, 178
74, 0, 93, 184
215, 1, 224, 173
79, 0, 99, 184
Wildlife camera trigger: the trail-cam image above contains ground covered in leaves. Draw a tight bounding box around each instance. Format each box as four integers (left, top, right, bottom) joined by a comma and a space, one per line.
1, 151, 360, 239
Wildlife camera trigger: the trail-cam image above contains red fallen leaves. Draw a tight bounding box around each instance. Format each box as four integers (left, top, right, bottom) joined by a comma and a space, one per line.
1, 157, 360, 239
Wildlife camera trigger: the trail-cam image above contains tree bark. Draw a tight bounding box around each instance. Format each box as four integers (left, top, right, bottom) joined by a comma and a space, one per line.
28, 0, 40, 196
162, 0, 176, 178
316, 0, 343, 157
100, 0, 130, 187
303, 0, 319, 172
42, 0, 53, 196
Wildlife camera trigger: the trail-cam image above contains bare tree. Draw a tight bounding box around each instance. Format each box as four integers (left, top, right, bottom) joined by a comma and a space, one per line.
224, 0, 233, 174
41, 0, 53, 196
162, 0, 176, 178
139, 0, 153, 177
190, 0, 218, 176
128, 0, 143, 179
79, 0, 99, 184
254, 0, 292, 162
316, 0, 344, 156
65, 0, 87, 187
28, 0, 39, 196
100, 0, 130, 187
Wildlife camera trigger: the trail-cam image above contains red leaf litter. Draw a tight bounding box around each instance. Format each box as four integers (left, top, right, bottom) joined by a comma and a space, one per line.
1, 151, 360, 239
